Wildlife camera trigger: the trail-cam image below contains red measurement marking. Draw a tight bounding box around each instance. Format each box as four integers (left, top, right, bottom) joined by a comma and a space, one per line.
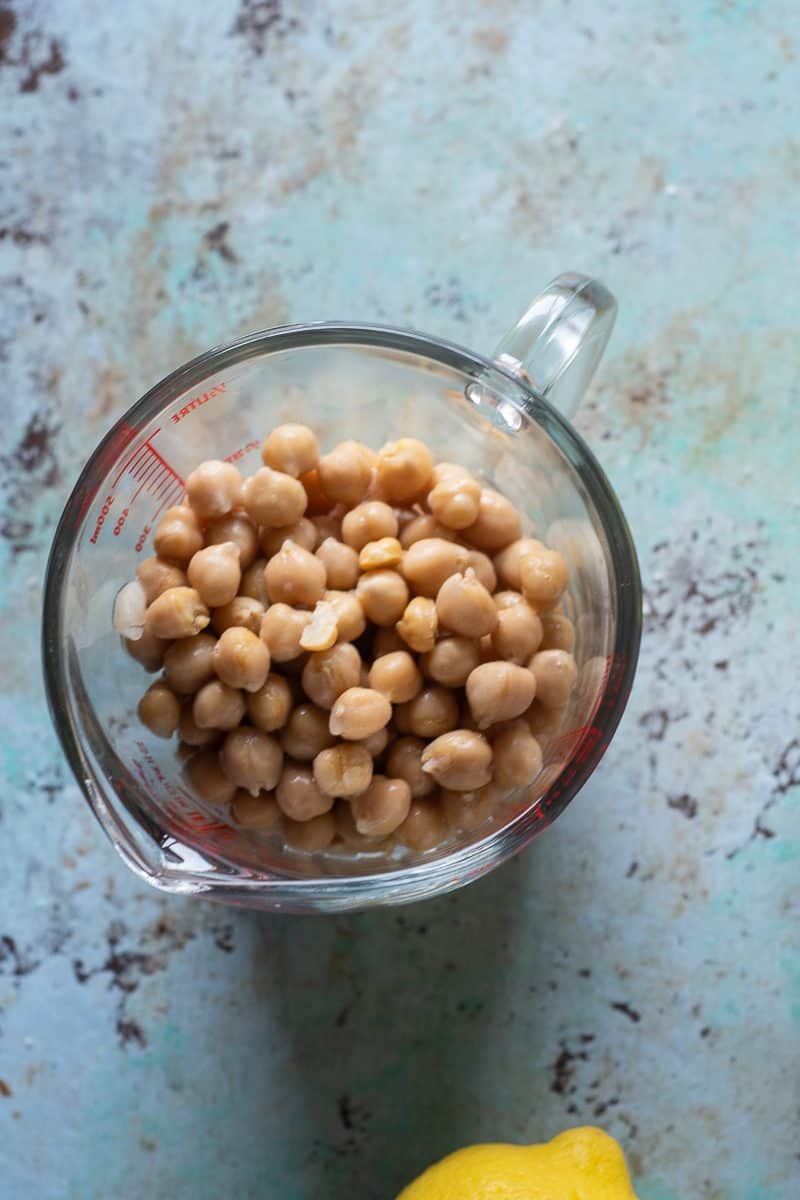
89, 494, 114, 543
171, 381, 226, 425
225, 440, 260, 463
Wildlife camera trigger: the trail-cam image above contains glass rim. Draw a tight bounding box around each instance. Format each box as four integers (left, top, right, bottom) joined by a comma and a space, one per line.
42, 321, 642, 906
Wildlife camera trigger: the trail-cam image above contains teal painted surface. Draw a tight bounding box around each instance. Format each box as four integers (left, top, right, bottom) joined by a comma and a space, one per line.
1, 1, 798, 1197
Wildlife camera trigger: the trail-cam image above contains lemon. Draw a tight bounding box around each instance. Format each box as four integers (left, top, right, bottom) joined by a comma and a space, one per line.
397, 1126, 639, 1200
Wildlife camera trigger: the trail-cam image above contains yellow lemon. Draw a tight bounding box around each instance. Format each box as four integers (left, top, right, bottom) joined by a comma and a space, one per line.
397, 1126, 639, 1200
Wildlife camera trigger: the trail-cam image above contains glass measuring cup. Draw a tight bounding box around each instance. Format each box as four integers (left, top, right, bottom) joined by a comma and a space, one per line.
42, 273, 641, 912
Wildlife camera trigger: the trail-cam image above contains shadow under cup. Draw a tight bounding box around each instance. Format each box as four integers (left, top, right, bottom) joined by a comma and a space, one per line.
43, 326, 641, 911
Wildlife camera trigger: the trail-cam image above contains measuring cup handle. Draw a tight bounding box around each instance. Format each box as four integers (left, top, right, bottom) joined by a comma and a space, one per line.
492, 273, 617, 420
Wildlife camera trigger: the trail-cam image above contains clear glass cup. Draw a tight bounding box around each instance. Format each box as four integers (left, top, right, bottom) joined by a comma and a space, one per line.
42, 273, 641, 912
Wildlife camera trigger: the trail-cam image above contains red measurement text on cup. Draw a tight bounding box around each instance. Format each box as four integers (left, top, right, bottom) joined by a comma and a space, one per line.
171, 381, 226, 424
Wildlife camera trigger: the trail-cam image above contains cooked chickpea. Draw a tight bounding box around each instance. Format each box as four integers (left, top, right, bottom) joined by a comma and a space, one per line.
351, 776, 412, 837
313, 743, 373, 797
519, 546, 570, 608
420, 636, 480, 687
302, 642, 362, 709
280, 703, 336, 761
242, 466, 307, 528
375, 438, 434, 503
436, 568, 498, 638
219, 727, 283, 795
386, 736, 436, 797
213, 625, 270, 693
298, 466, 334, 516
124, 628, 170, 673
239, 557, 269, 604
494, 537, 544, 591
178, 704, 222, 747
184, 750, 236, 806
356, 570, 409, 626
259, 604, 311, 662
212, 595, 265, 636
334, 800, 380, 847
491, 721, 543, 789
185, 460, 242, 521
528, 649, 577, 708
359, 537, 403, 571
259, 517, 317, 558
420, 730, 492, 791
525, 699, 568, 739
399, 514, 456, 549
466, 661, 537, 729
261, 423, 319, 477
231, 789, 282, 830
318, 441, 374, 506
276, 763, 334, 820
466, 550, 497, 593
315, 538, 359, 590
323, 590, 366, 642
153, 505, 204, 566
136, 557, 187, 604
463, 489, 522, 552
430, 461, 472, 486
428, 472, 481, 530
494, 589, 527, 610
187, 541, 242, 607
193, 680, 246, 730
264, 539, 327, 607
311, 511, 343, 546
368, 651, 422, 703
540, 612, 576, 652
204, 512, 259, 568
491, 602, 543, 664
329, 687, 392, 740
401, 538, 469, 597
478, 634, 495, 662
246, 673, 293, 732
283, 811, 336, 851
299, 599, 339, 651
163, 632, 216, 694
398, 685, 459, 738
396, 596, 438, 653
341, 500, 398, 551
362, 726, 390, 757
137, 682, 181, 738
371, 627, 405, 656
395, 797, 447, 851
145, 586, 210, 639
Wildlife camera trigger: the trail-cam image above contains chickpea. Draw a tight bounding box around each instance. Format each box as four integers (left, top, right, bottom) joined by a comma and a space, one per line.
259, 516, 317, 558
315, 538, 359, 590
276, 763, 334, 820
491, 720, 543, 789
491, 602, 543, 665
242, 466, 307, 528
280, 703, 336, 761
494, 589, 527, 610
356, 570, 409, 626
334, 800, 382, 847
341, 500, 398, 551
213, 625, 270, 692
153, 505, 204, 566
204, 512, 259, 569
372, 626, 407, 657
184, 750, 236, 806
398, 686, 459, 738
540, 612, 576, 652
302, 642, 362, 709
193, 679, 246, 730
401, 538, 469, 597
323, 590, 366, 643
396, 596, 438, 654
261, 423, 319, 477
296, 464, 334, 519
525, 700, 568, 739
264, 539, 327, 607
359, 537, 403, 571
187, 541, 242, 607
246, 673, 293, 732
318, 441, 374, 506
399, 514, 457, 549
478, 634, 496, 663
178, 704, 222, 747
185, 460, 242, 520
465, 549, 497, 593
220, 727, 283, 795
420, 729, 492, 791
283, 811, 336, 851
528, 649, 577, 708
368, 651, 422, 703
466, 661, 537, 729
436, 568, 498, 638
494, 538, 543, 591
137, 681, 181, 738
375, 438, 434, 503
463, 489, 522, 552
136, 557, 187, 605
145, 586, 210, 639
260, 604, 311, 662
240, 557, 269, 604
311, 511, 343, 546
430, 461, 472, 486
329, 687, 392, 740
313, 743, 373, 798
211, 595, 265, 636
124, 629, 170, 673
420, 636, 480, 687
519, 546, 570, 608
386, 736, 436, 798
428, 472, 481, 530
163, 632, 216, 694
299, 599, 339, 652
349, 776, 411, 837
395, 797, 447, 851
231, 789, 282, 830
362, 726, 391, 758
440, 785, 495, 833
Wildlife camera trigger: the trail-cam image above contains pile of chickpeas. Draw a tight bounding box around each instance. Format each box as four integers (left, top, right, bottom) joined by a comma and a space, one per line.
114, 424, 578, 858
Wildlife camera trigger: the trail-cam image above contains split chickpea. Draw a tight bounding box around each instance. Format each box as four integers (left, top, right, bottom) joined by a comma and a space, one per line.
186, 460, 242, 521
396, 596, 438, 654
323, 590, 366, 643
359, 537, 403, 571
260, 604, 311, 662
